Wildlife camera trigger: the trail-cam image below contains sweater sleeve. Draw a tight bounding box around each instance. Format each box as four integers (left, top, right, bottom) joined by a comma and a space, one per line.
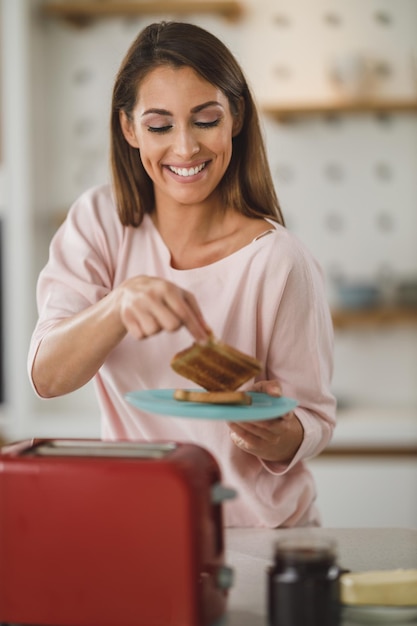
27, 185, 121, 390
258, 233, 336, 474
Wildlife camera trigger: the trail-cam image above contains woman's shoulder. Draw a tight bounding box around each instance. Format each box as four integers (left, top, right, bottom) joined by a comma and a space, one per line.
261, 221, 315, 261
257, 222, 325, 284
69, 183, 117, 221
58, 184, 127, 256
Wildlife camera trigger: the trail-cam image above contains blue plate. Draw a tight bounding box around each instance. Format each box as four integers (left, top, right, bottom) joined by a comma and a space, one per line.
124, 389, 297, 422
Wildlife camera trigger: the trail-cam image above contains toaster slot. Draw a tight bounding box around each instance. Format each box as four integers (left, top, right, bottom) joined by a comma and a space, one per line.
27, 439, 177, 458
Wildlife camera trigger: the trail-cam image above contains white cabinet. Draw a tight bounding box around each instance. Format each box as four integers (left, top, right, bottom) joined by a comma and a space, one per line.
309, 409, 417, 528
310, 455, 417, 528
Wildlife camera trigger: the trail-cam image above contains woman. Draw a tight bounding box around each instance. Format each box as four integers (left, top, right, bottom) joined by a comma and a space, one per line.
28, 21, 336, 527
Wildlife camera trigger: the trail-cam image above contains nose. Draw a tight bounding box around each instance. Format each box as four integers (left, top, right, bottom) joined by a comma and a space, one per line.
173, 127, 200, 159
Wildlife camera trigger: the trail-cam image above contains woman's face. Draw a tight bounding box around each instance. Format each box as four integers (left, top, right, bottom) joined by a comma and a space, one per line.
120, 65, 241, 208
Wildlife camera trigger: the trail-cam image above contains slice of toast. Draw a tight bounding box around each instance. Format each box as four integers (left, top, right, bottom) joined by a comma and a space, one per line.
170, 336, 262, 391
173, 389, 252, 405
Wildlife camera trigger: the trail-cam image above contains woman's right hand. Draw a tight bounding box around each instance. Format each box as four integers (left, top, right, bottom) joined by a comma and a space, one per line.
32, 275, 209, 398
117, 275, 210, 343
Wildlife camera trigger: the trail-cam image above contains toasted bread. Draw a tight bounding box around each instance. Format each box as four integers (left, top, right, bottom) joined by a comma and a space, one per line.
173, 389, 252, 405
170, 336, 262, 391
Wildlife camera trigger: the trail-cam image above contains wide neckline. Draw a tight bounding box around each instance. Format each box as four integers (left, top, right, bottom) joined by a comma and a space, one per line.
144, 214, 278, 272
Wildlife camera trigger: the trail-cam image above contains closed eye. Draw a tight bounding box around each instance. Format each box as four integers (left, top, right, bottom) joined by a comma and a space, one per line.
195, 119, 221, 129
147, 125, 172, 134
147, 119, 220, 133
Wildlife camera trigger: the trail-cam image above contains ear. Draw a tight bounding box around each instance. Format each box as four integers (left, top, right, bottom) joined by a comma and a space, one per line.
232, 97, 245, 137
119, 110, 140, 148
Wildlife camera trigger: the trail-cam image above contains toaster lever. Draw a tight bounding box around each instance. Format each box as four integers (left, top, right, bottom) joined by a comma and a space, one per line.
211, 483, 237, 504
216, 565, 235, 590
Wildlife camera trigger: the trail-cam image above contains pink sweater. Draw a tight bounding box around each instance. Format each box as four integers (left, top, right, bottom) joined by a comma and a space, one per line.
28, 185, 336, 527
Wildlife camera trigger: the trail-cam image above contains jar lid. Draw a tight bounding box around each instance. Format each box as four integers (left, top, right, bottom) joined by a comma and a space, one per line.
273, 536, 337, 563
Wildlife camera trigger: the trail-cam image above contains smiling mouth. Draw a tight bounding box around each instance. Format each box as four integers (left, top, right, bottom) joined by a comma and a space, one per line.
168, 162, 207, 177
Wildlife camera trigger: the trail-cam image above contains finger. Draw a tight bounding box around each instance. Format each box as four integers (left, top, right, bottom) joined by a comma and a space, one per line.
164, 290, 210, 342
128, 284, 206, 339
183, 292, 213, 338
229, 421, 275, 443
253, 415, 292, 428
279, 410, 296, 422
230, 430, 259, 453
250, 380, 282, 396
139, 308, 178, 336
148, 299, 185, 333
230, 416, 285, 432
229, 421, 264, 436
121, 307, 162, 339
229, 427, 274, 456
119, 307, 145, 339
120, 292, 178, 337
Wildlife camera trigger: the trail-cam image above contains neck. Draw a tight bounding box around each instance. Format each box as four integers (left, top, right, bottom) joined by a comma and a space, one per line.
151, 201, 241, 270
152, 190, 228, 246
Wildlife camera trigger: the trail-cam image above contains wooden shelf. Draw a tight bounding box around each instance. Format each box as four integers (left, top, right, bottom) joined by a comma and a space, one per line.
321, 445, 417, 458
262, 98, 417, 121
41, 1, 244, 25
332, 306, 417, 329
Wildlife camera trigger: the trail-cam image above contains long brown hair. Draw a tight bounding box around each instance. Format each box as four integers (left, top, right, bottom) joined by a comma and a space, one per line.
110, 21, 285, 227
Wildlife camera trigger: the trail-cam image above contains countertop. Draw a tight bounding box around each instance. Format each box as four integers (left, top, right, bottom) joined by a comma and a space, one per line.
224, 527, 417, 625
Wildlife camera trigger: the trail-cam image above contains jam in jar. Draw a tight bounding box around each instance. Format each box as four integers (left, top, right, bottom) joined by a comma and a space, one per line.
268, 536, 342, 626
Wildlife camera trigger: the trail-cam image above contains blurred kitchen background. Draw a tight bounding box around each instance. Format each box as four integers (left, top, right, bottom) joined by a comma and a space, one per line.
0, 0, 416, 527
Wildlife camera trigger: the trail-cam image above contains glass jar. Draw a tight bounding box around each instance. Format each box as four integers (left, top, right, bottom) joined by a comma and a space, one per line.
268, 536, 343, 626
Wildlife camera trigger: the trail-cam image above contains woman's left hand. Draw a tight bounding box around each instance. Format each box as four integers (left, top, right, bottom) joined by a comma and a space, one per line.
228, 380, 304, 463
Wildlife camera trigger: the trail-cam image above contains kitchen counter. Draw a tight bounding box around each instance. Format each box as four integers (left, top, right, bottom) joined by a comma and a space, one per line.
224, 527, 417, 625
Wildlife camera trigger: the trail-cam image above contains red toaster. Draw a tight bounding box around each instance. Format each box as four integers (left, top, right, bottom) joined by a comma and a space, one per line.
0, 438, 235, 626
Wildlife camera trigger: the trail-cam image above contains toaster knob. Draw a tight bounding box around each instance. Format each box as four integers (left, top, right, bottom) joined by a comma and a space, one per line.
211, 483, 237, 504
216, 565, 235, 590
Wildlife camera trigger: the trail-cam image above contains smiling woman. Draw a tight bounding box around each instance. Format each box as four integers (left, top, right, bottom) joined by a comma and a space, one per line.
27, 21, 336, 528
110, 21, 284, 228
119, 65, 240, 217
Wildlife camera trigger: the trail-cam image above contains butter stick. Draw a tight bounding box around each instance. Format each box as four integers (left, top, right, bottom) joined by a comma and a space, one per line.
340, 569, 417, 606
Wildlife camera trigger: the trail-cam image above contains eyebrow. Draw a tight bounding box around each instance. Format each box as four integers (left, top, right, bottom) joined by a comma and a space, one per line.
141, 100, 223, 117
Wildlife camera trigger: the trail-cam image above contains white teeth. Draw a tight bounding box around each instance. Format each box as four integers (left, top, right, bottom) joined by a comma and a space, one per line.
169, 163, 206, 177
